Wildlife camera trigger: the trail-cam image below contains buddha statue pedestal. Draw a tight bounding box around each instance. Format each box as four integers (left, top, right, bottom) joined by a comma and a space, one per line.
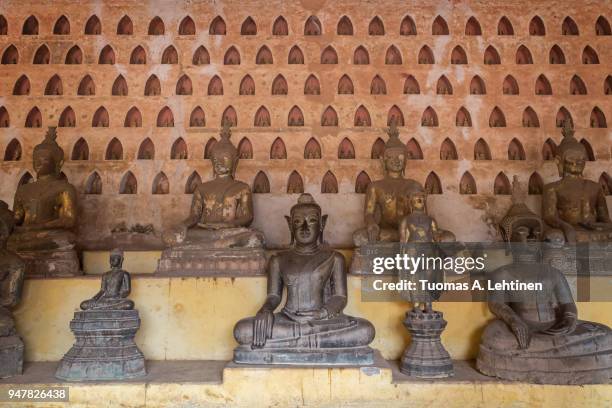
11, 247, 80, 278
157, 229, 266, 276
400, 310, 453, 378
55, 309, 146, 381
0, 335, 24, 378
351, 242, 399, 275
56, 249, 145, 381
234, 343, 374, 366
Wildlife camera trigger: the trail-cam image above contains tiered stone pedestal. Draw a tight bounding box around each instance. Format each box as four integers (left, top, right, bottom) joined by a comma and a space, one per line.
55, 309, 146, 381
401, 310, 454, 378
233, 346, 375, 365
0, 335, 24, 378
17, 249, 81, 278
157, 247, 266, 276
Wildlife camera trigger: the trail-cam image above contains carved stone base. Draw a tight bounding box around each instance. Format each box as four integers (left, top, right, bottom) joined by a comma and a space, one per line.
157, 247, 266, 276
55, 309, 146, 381
233, 346, 375, 366
350, 243, 399, 275
400, 310, 454, 378
16, 249, 81, 278
0, 335, 24, 378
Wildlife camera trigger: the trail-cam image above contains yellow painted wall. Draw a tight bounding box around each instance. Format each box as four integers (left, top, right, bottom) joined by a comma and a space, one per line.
13, 274, 612, 362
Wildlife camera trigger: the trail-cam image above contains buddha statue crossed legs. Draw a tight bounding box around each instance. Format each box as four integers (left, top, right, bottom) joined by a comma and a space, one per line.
233, 194, 375, 365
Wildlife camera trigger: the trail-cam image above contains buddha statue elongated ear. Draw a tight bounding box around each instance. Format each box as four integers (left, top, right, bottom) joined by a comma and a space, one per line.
319, 214, 328, 243
285, 215, 294, 245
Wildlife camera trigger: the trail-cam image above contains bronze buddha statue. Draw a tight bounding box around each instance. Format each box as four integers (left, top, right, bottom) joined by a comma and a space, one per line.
233, 194, 375, 364
80, 249, 134, 311
543, 120, 612, 243
8, 127, 80, 277
353, 124, 424, 246
0, 201, 26, 378
477, 178, 612, 384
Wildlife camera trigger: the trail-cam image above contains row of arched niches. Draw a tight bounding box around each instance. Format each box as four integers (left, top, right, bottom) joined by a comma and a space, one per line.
8, 165, 612, 197
1, 14, 611, 36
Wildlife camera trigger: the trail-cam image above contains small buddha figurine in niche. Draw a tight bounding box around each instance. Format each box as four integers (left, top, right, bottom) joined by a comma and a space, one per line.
163, 124, 263, 249
80, 249, 134, 311
8, 127, 80, 277
159, 125, 265, 276
233, 194, 375, 365
352, 124, 427, 246
477, 181, 612, 384
542, 121, 612, 243
0, 201, 25, 378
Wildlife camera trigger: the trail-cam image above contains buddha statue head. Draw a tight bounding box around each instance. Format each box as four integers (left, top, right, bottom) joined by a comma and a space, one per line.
382, 123, 407, 177
109, 248, 124, 269
555, 120, 587, 178
32, 127, 65, 179
210, 123, 239, 178
500, 177, 543, 259
285, 193, 328, 247
408, 191, 427, 213
0, 200, 14, 248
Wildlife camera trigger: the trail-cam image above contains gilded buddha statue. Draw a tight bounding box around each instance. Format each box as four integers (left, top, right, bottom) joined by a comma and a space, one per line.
8, 127, 80, 277
158, 124, 265, 275
353, 124, 425, 246
477, 178, 612, 384
543, 120, 612, 243
0, 201, 26, 378
233, 194, 375, 365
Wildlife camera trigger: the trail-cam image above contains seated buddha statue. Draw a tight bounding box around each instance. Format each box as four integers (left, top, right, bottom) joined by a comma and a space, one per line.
0, 201, 25, 338
477, 181, 612, 384
8, 127, 78, 253
80, 249, 134, 311
233, 194, 375, 365
353, 124, 425, 246
542, 120, 612, 243
163, 124, 263, 249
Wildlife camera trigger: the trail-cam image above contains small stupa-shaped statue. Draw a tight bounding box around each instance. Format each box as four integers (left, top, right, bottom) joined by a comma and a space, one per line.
233, 194, 376, 365
158, 124, 266, 276
56, 249, 146, 381
477, 178, 612, 384
0, 201, 26, 378
8, 127, 80, 277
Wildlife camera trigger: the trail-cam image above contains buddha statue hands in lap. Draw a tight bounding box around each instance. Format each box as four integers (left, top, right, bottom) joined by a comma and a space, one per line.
233, 194, 375, 364
353, 124, 425, 246
80, 248, 134, 311
477, 186, 612, 384
163, 124, 263, 249
543, 120, 612, 243
8, 127, 77, 252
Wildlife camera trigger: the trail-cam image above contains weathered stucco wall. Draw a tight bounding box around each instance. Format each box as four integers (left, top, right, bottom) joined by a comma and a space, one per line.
0, 0, 611, 248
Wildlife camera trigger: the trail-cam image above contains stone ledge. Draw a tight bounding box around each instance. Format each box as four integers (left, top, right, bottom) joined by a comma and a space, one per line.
0, 359, 609, 408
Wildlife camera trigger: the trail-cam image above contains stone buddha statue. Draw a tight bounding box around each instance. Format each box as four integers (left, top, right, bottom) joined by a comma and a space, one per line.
477, 185, 612, 384
233, 194, 375, 365
80, 249, 134, 311
0, 201, 26, 378
158, 125, 265, 275
353, 124, 425, 246
8, 127, 80, 277
543, 120, 612, 243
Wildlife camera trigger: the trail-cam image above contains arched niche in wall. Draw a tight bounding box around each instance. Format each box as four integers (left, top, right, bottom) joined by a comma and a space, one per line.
190, 106, 205, 127
1, 44, 18, 64
130, 46, 146, 64
221, 106, 237, 126
353, 46, 369, 64
465, 16, 482, 35
388, 105, 404, 126
400, 15, 417, 35
582, 46, 599, 64
304, 138, 322, 159
179, 16, 196, 35
421, 106, 438, 127
304, 16, 321, 35
119, 171, 137, 194
418, 45, 434, 64
304, 74, 320, 95
224, 46, 240, 65
113, 75, 128, 96
432, 16, 449, 35
484, 46, 501, 64
385, 45, 402, 64
208, 75, 223, 95
98, 45, 115, 64
404, 75, 420, 94
272, 16, 288, 36
288, 106, 304, 126
321, 171, 338, 193
0, 106, 10, 127
92, 106, 109, 127
78, 75, 95, 96
192, 46, 209, 65
124, 107, 142, 127
596, 16, 611, 35
355, 171, 371, 194
516, 45, 533, 64
570, 75, 587, 95
371, 75, 387, 95
148, 17, 165, 35
489, 107, 506, 127
270, 138, 287, 159
371, 138, 385, 159
85, 172, 102, 195
105, 138, 123, 160
117, 15, 133, 35
253, 172, 270, 194
321, 46, 338, 64
271, 74, 288, 95
498, 16, 514, 35
354, 105, 371, 126
503, 75, 519, 95
157, 107, 174, 127
0, 15, 8, 35
170, 138, 188, 159
65, 45, 82, 64
460, 172, 477, 195
522, 106, 540, 127
561, 16, 579, 35
176, 74, 192, 95
44, 74, 63, 95
241, 16, 257, 35
4, 139, 22, 161
580, 139, 595, 161
590, 106, 607, 128
22, 15, 38, 35
209, 16, 226, 35
456, 107, 472, 127
288, 46, 304, 64
451, 45, 467, 64
185, 172, 202, 194
32, 44, 49, 64
556, 107, 573, 127
338, 75, 354, 94
406, 138, 423, 159
256, 46, 273, 64
369, 16, 385, 35
137, 138, 155, 160
337, 16, 353, 35
161, 45, 178, 64
287, 171, 304, 193
542, 138, 557, 160
599, 173, 612, 195
440, 138, 458, 160
528, 172, 543, 195
254, 106, 271, 127
338, 138, 355, 159
321, 106, 338, 126
25, 106, 41, 127
549, 45, 566, 64
18, 172, 34, 187
529, 16, 546, 35
204, 138, 217, 159
535, 74, 552, 95
436, 75, 453, 95
425, 172, 443, 194
494, 172, 511, 195
474, 138, 492, 160
58, 106, 75, 127
507, 138, 526, 160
